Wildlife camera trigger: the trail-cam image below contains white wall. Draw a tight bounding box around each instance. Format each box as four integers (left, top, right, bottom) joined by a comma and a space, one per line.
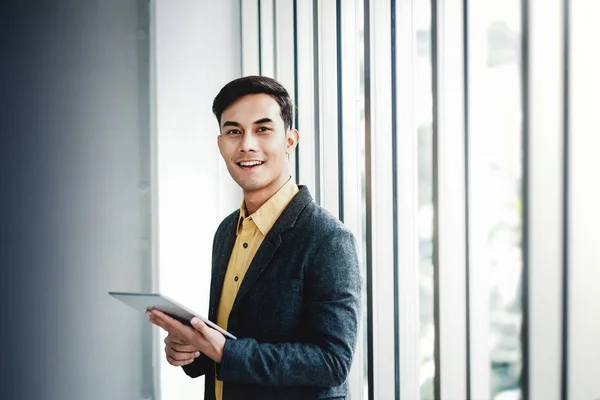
152, 1, 241, 398
2, 1, 158, 399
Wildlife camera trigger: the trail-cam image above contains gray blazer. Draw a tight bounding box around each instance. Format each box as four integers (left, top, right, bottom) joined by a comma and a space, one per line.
182, 186, 362, 400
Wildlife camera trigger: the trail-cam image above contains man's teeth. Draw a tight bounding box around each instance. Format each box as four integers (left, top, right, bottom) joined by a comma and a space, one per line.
239, 161, 263, 167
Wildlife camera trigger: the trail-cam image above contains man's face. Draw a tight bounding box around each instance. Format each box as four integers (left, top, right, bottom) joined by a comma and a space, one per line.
217, 93, 298, 195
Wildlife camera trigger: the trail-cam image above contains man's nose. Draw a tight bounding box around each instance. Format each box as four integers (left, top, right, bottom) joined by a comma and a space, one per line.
239, 131, 258, 152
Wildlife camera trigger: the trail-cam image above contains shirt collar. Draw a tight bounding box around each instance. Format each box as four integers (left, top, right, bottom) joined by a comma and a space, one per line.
236, 177, 299, 236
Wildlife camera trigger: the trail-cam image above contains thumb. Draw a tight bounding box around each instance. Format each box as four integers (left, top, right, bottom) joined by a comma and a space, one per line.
190, 317, 207, 334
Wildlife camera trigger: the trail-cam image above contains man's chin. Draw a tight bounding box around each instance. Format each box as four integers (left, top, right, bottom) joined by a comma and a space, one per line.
236, 179, 267, 193
232, 174, 283, 195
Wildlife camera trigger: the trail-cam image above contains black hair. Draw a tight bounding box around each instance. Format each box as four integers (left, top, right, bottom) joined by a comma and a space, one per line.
212, 75, 294, 130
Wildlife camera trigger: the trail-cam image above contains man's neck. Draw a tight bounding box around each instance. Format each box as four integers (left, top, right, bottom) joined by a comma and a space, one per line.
243, 174, 291, 215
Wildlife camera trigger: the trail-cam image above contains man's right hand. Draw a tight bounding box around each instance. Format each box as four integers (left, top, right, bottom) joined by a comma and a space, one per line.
164, 332, 201, 367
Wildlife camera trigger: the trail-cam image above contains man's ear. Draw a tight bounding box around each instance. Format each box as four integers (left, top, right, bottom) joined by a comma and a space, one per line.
286, 128, 300, 154
217, 134, 224, 157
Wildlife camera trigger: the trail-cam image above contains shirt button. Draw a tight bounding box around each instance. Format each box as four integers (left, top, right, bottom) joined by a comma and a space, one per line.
243, 243, 248, 248
234, 276, 239, 282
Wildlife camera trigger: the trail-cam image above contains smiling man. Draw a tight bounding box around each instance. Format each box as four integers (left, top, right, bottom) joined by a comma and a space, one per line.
147, 76, 361, 400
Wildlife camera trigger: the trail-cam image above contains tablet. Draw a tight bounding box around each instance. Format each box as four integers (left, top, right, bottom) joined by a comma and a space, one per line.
109, 291, 237, 340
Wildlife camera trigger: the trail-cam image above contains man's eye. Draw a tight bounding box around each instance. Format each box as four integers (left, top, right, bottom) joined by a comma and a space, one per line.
227, 130, 241, 135
257, 126, 270, 132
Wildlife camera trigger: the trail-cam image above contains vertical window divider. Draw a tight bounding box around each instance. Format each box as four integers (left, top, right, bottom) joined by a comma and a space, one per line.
240, 0, 260, 75
364, 0, 397, 398
431, 0, 468, 398
315, 0, 340, 215
394, 0, 421, 398
295, 0, 317, 196
526, 0, 565, 398
566, 2, 600, 399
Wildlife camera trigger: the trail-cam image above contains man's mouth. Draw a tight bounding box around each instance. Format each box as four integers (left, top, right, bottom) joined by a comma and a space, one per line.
236, 160, 265, 169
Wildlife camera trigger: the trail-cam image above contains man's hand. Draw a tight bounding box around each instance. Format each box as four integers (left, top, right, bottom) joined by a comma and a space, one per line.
163, 333, 200, 367
147, 310, 227, 363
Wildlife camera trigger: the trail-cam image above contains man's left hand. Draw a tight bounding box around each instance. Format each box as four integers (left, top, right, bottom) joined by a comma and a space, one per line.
146, 309, 226, 363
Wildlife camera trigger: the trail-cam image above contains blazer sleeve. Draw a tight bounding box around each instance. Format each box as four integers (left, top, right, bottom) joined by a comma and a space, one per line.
216, 229, 362, 387
181, 352, 213, 378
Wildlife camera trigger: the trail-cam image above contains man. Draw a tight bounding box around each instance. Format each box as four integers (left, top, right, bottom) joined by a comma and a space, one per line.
147, 76, 361, 400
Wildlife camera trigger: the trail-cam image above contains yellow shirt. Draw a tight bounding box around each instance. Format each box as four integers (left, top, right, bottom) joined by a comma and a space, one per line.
215, 178, 299, 400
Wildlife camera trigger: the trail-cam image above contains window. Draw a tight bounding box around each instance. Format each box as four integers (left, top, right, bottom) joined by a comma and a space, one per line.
467, 1, 523, 398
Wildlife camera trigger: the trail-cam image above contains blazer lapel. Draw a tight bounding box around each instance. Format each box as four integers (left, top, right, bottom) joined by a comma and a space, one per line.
231, 233, 282, 312
231, 186, 313, 312
208, 213, 238, 321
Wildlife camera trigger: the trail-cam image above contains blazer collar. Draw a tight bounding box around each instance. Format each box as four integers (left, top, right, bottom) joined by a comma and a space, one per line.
232, 185, 313, 311
209, 186, 313, 319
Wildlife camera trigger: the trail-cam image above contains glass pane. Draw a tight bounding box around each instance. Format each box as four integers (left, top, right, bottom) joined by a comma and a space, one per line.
414, 0, 435, 399
468, 1, 524, 399
356, 2, 369, 398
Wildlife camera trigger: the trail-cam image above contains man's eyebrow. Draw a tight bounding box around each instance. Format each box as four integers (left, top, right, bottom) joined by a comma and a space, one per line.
253, 118, 273, 125
222, 120, 241, 128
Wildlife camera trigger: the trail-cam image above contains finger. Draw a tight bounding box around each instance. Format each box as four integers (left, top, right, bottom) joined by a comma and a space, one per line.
150, 309, 179, 325
146, 312, 161, 325
191, 318, 225, 342
148, 317, 163, 329
165, 335, 197, 352
171, 335, 191, 344
190, 317, 208, 334
164, 333, 184, 344
165, 333, 191, 346
170, 342, 198, 353
166, 355, 195, 367
165, 346, 200, 361
150, 310, 185, 331
151, 311, 198, 342
147, 311, 167, 327
148, 317, 168, 332
149, 309, 167, 319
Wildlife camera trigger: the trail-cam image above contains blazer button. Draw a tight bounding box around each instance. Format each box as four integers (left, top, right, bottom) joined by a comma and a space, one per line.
234, 276, 239, 282
243, 243, 248, 248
